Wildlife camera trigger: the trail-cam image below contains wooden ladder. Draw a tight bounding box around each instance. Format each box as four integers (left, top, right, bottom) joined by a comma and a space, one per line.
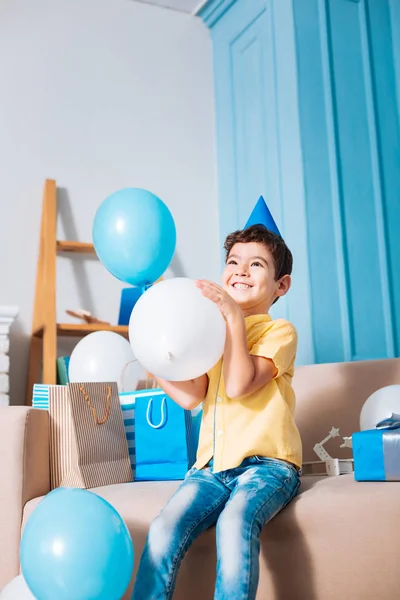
26, 179, 128, 405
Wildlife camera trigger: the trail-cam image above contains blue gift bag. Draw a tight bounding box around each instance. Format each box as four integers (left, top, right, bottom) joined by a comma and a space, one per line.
134, 388, 199, 481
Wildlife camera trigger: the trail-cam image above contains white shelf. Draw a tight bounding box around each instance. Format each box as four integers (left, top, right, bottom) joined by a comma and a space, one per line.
0, 306, 19, 406
0, 306, 19, 336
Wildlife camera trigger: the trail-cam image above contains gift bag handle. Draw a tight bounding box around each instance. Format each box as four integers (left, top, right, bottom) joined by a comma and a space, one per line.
79, 384, 111, 425
121, 359, 136, 392
121, 359, 157, 392
146, 397, 167, 429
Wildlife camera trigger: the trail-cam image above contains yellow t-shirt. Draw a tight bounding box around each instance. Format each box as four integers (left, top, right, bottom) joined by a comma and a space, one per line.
194, 314, 302, 473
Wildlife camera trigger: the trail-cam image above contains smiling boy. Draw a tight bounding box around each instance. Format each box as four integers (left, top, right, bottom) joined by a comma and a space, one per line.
132, 224, 302, 600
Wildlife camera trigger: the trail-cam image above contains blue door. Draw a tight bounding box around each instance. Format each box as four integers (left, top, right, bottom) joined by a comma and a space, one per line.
294, 0, 400, 363
201, 0, 315, 366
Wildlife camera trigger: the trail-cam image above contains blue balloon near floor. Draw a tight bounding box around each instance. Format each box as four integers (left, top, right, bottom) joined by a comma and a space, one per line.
20, 488, 134, 600
93, 187, 176, 286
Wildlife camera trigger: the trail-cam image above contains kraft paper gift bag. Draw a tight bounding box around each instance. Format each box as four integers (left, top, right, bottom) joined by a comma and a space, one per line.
33, 382, 133, 489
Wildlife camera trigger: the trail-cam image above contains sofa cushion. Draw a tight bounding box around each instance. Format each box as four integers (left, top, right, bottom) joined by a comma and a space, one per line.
0, 407, 49, 591
293, 358, 400, 461
22, 474, 400, 600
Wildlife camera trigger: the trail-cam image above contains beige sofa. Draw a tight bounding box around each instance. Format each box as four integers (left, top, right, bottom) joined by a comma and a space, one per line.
1, 358, 400, 599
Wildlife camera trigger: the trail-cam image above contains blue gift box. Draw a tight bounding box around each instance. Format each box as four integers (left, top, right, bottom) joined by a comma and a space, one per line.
118, 287, 144, 325
352, 414, 400, 481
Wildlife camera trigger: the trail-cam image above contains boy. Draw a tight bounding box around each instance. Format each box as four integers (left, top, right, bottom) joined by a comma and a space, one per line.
132, 224, 302, 600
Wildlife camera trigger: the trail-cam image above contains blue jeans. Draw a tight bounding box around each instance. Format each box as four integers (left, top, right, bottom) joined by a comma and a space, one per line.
132, 457, 301, 600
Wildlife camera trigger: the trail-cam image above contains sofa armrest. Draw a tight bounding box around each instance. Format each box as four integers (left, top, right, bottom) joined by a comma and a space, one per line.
0, 407, 50, 590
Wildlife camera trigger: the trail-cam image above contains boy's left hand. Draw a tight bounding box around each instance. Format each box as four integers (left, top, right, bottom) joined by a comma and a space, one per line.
195, 280, 241, 322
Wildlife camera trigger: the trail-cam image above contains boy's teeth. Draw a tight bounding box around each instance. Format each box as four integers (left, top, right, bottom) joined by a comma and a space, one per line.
233, 283, 250, 289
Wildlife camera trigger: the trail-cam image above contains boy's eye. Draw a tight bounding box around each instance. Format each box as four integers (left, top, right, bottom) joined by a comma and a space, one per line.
251, 261, 263, 267
227, 259, 237, 265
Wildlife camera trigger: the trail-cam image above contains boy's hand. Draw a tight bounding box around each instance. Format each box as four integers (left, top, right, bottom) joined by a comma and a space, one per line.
195, 280, 242, 322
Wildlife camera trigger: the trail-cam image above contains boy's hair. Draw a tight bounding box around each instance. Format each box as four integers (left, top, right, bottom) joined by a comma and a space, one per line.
224, 224, 293, 281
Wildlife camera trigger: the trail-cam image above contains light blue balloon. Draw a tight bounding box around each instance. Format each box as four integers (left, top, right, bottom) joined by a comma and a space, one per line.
20, 488, 134, 600
93, 188, 176, 286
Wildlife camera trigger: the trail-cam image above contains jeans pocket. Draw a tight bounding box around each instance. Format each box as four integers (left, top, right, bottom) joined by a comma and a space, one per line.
255, 456, 299, 475
185, 466, 198, 479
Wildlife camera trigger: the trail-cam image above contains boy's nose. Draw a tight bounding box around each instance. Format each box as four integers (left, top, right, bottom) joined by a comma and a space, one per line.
235, 266, 249, 276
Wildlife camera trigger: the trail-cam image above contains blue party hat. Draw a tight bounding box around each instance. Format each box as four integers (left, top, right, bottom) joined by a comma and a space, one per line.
244, 196, 281, 236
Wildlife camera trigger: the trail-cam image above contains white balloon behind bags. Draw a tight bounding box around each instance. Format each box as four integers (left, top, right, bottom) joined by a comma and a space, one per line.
360, 385, 400, 430
0, 575, 36, 599
129, 278, 226, 381
68, 331, 146, 392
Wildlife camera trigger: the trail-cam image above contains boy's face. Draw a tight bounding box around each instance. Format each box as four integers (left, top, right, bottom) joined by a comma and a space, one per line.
222, 241, 290, 315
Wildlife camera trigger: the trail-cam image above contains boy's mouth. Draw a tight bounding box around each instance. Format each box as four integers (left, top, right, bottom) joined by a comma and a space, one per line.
231, 282, 252, 290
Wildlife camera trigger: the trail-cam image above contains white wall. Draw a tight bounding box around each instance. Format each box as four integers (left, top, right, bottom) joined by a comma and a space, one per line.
0, 0, 219, 404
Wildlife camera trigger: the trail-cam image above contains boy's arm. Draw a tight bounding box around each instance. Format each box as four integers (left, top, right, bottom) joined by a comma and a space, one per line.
153, 375, 209, 410
223, 313, 277, 399
196, 280, 276, 399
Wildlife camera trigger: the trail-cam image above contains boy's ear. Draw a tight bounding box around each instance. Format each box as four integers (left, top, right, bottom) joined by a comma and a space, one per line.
276, 275, 291, 298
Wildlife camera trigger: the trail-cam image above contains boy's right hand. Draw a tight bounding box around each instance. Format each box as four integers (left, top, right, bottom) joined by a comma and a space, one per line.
195, 279, 242, 323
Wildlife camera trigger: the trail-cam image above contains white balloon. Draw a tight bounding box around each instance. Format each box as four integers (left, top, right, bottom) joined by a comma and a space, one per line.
0, 575, 36, 599
360, 385, 400, 430
69, 331, 146, 392
129, 278, 226, 381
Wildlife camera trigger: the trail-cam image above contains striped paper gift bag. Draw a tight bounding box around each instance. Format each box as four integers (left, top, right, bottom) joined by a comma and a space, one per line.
119, 392, 136, 478
33, 384, 73, 489
32, 383, 54, 409
33, 382, 133, 490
